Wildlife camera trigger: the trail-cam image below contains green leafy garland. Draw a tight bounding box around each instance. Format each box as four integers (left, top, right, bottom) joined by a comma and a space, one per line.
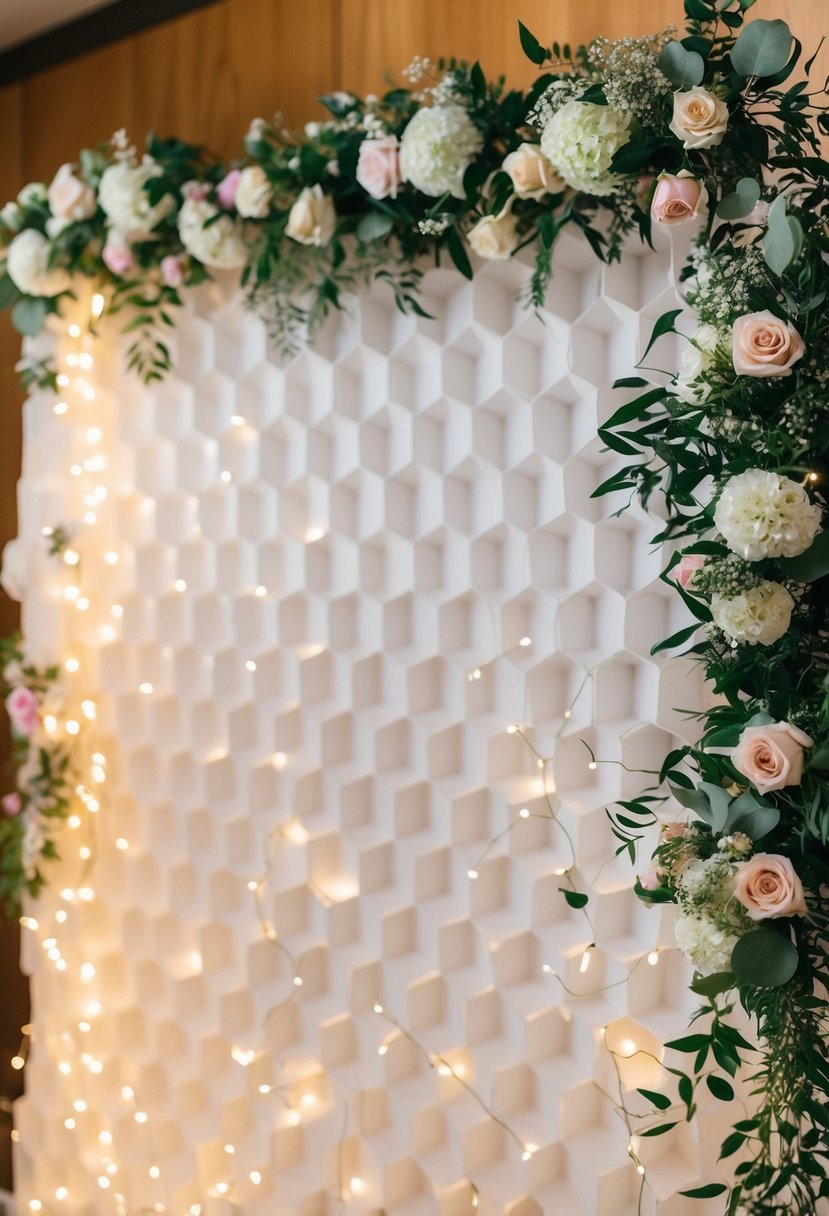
1, 0, 828, 1208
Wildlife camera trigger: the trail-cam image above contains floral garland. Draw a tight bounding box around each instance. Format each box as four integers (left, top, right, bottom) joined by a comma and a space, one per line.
1, 0, 828, 1209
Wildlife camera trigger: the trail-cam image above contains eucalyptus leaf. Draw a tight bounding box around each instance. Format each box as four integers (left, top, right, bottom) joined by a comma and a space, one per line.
356, 212, 394, 242
698, 781, 732, 832
731, 926, 799, 987
731, 19, 794, 78
724, 790, 780, 840
11, 296, 48, 337
715, 177, 761, 220
659, 41, 705, 89
762, 194, 802, 274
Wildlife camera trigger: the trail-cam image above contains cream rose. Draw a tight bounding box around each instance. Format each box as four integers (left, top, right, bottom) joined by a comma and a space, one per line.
467, 209, 519, 261
669, 87, 729, 149
356, 136, 402, 200
732, 721, 813, 794
502, 144, 565, 199
47, 163, 97, 223
733, 853, 807, 920
285, 185, 337, 246
235, 166, 271, 219
732, 310, 805, 378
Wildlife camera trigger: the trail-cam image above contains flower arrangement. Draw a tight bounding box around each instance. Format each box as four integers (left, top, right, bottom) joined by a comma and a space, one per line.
1, 0, 828, 1209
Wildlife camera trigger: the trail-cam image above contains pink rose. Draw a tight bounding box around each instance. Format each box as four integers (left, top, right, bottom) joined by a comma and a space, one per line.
639, 867, 663, 891
161, 254, 186, 287
651, 172, 707, 226
2, 792, 21, 817
732, 310, 805, 378
675, 554, 704, 590
47, 163, 97, 223
732, 721, 813, 794
5, 686, 39, 736
733, 853, 807, 920
217, 169, 241, 210
102, 236, 135, 277
659, 821, 686, 841
356, 136, 402, 200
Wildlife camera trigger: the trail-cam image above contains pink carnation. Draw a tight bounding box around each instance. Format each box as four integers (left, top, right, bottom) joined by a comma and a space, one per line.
5, 686, 39, 736
675, 554, 704, 590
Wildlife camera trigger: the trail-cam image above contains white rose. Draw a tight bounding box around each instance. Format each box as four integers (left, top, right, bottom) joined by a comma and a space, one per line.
1, 539, 29, 602
670, 87, 729, 150
467, 209, 519, 260
502, 143, 565, 199
6, 229, 72, 297
178, 196, 248, 269
47, 163, 97, 223
285, 186, 337, 246
674, 323, 722, 403
235, 166, 271, 219
540, 100, 631, 196
17, 183, 47, 207
1, 202, 22, 231
399, 104, 484, 199
714, 469, 822, 561
712, 580, 794, 646
98, 159, 173, 239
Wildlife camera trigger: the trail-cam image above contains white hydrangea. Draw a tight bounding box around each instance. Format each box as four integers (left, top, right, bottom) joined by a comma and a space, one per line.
674, 911, 738, 973
715, 468, 822, 561
178, 196, 248, 269
98, 159, 173, 239
6, 229, 72, 297
399, 104, 484, 199
674, 323, 722, 403
711, 580, 794, 646
539, 99, 631, 195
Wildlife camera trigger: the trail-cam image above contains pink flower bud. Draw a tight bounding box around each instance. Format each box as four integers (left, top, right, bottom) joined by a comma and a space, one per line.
217, 169, 241, 210
651, 172, 707, 226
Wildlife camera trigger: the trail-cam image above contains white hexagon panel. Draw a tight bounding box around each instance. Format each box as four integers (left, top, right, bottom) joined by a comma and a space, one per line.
10, 227, 724, 1216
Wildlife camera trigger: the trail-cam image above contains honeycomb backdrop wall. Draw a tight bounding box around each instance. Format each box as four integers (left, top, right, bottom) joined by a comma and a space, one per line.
12, 228, 716, 1216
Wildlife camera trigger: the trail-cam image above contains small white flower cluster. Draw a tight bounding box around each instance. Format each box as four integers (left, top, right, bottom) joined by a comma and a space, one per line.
399, 104, 483, 199
417, 215, 452, 236
587, 37, 673, 128
527, 78, 584, 131
673, 322, 724, 403
539, 99, 631, 195
402, 55, 434, 84
685, 242, 768, 326
715, 469, 822, 562
673, 851, 751, 973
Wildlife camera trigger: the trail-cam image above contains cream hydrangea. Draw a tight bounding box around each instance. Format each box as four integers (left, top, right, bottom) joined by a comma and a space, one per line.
399, 104, 484, 199
674, 911, 739, 973
98, 159, 174, 239
539, 99, 631, 195
6, 229, 72, 297
674, 323, 722, 403
178, 195, 248, 269
711, 580, 794, 646
714, 469, 822, 561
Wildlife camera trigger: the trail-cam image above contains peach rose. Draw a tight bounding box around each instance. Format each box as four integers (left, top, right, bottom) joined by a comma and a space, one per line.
356, 136, 402, 200
732, 721, 813, 794
286, 185, 336, 246
639, 867, 663, 891
47, 163, 97, 223
733, 853, 807, 920
669, 87, 728, 150
651, 172, 707, 226
732, 310, 805, 378
467, 208, 519, 260
502, 144, 565, 199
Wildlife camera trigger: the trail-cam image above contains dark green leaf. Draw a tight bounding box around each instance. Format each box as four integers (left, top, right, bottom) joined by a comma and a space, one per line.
665, 1034, 711, 1053
445, 227, 473, 279
691, 971, 736, 997
518, 20, 547, 65
730, 926, 799, 988
680, 1184, 729, 1199
720, 1131, 746, 1159
640, 1122, 678, 1137
559, 888, 589, 909
0, 273, 20, 310
637, 1087, 672, 1111
639, 309, 683, 364
778, 529, 829, 583
707, 1074, 735, 1101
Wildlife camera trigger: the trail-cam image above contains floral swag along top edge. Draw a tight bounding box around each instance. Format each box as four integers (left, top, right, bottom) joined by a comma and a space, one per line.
2, 1, 829, 1211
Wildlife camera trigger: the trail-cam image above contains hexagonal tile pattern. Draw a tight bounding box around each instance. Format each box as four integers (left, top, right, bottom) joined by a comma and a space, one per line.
11, 229, 713, 1215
